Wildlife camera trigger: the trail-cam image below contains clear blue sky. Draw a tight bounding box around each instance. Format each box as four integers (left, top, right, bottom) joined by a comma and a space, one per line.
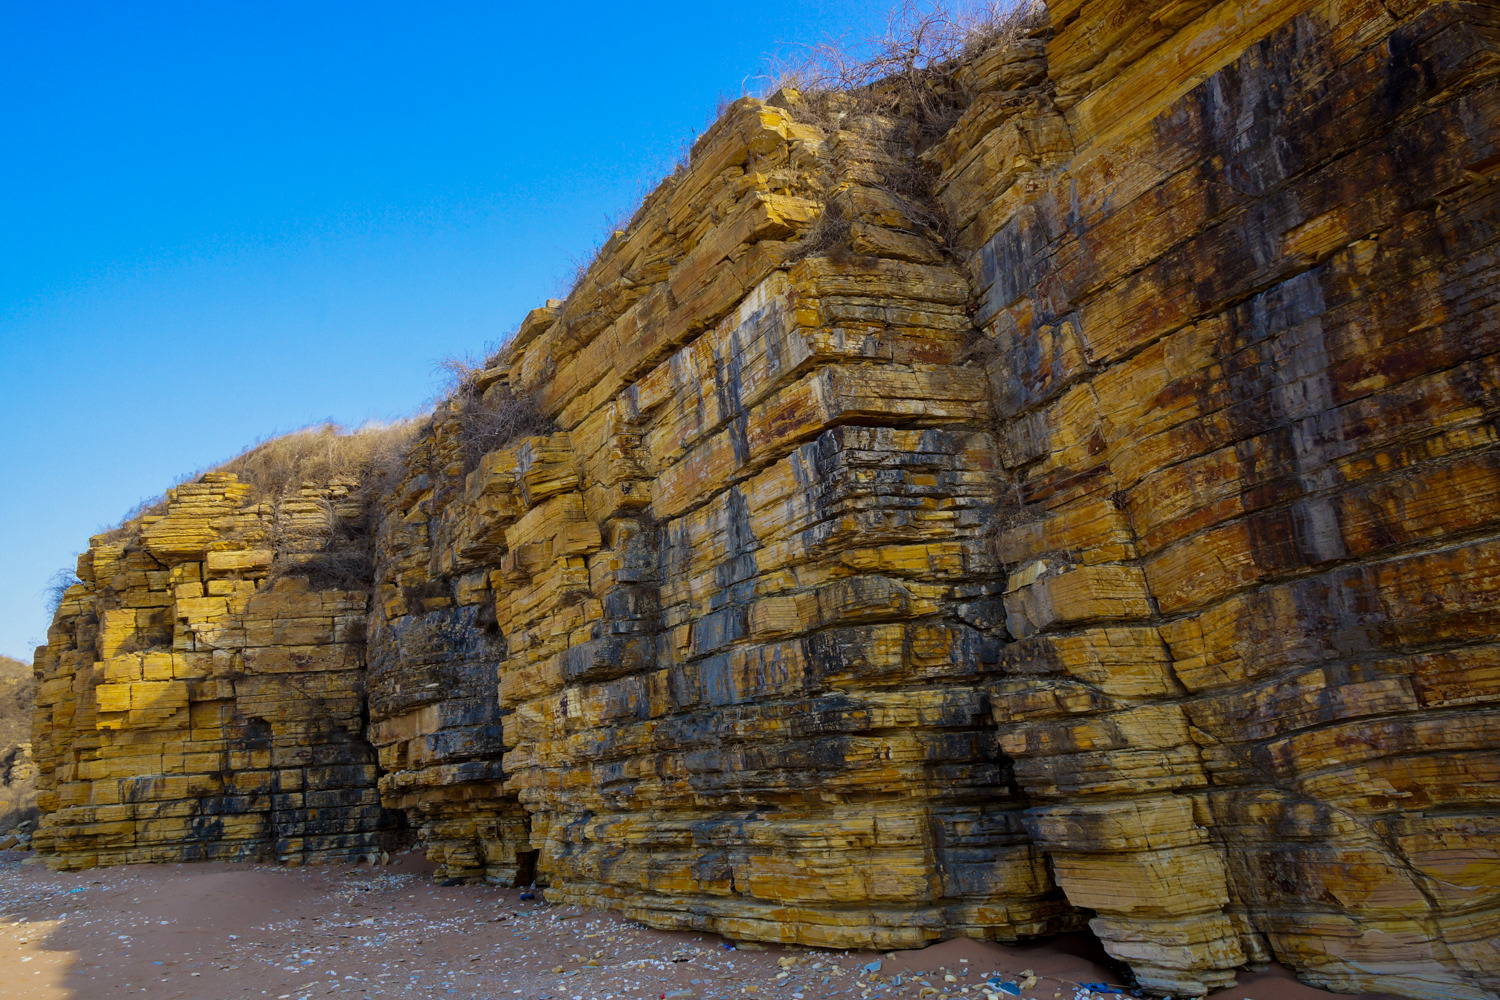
0, 0, 902, 659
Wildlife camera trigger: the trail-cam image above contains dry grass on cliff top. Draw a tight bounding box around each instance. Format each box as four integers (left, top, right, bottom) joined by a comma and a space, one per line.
93, 422, 419, 554
545, 0, 1045, 306
775, 0, 1046, 268
76, 423, 420, 595
766, 0, 1043, 121
88, 0, 1045, 551
214, 424, 423, 591
212, 420, 420, 503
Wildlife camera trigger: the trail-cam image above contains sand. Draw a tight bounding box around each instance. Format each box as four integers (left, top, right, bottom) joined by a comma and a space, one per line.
0, 849, 1401, 1000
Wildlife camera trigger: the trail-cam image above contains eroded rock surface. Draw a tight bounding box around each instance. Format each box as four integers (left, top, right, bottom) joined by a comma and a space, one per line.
31, 474, 407, 868
929, 2, 1500, 995
28, 2, 1500, 997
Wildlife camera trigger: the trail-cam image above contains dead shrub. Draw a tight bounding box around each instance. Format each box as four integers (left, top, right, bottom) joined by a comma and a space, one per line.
267, 549, 375, 593
769, 0, 1045, 136
789, 195, 854, 263
437, 357, 557, 477
957, 326, 1005, 368
769, 0, 1047, 264
43, 569, 81, 616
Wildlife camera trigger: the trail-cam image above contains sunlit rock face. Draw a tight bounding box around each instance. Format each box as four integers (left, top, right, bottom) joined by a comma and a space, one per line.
926, 3, 1500, 995
31, 3, 1500, 996
31, 475, 408, 870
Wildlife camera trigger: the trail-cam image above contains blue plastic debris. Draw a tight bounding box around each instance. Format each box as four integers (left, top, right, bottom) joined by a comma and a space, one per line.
863, 960, 882, 974
998, 982, 1020, 996
1079, 985, 1124, 995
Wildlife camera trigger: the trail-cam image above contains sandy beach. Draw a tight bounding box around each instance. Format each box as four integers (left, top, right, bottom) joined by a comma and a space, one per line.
0, 850, 1402, 1000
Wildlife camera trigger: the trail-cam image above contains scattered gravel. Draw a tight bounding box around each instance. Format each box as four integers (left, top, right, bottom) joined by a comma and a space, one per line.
0, 850, 1391, 1000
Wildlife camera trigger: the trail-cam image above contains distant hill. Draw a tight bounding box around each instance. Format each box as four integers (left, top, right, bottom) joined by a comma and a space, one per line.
0, 655, 37, 835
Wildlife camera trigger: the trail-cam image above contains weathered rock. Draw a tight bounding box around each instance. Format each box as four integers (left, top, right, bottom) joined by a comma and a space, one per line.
925, 1, 1500, 996
26, 2, 1500, 997
31, 473, 408, 868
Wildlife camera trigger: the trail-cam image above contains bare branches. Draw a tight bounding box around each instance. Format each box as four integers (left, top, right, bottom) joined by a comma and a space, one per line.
765, 0, 1048, 270
43, 569, 81, 616
770, 0, 1040, 92
437, 357, 557, 476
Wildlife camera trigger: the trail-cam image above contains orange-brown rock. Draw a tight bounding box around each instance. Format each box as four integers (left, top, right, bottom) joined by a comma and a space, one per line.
31, 473, 407, 868
927, 0, 1500, 995
364, 420, 535, 884
27, 2, 1500, 997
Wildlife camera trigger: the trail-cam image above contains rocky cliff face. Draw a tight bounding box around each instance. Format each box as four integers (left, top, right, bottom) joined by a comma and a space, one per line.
0, 654, 37, 838
29, 2, 1500, 997
935, 3, 1500, 995
32, 473, 408, 867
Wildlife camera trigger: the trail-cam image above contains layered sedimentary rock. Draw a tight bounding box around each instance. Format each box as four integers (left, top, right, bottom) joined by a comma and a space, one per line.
29, 1, 1500, 997
364, 100, 1078, 942
365, 416, 534, 884
31, 474, 407, 867
924, 2, 1500, 995
0, 654, 38, 835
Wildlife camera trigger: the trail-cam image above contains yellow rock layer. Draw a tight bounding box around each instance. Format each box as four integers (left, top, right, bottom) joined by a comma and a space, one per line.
32, 475, 406, 869
29, 3, 1500, 998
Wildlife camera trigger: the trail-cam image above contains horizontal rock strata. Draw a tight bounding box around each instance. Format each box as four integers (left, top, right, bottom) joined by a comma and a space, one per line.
0, 654, 37, 836
28, 2, 1500, 997
31, 474, 407, 868
928, 1, 1500, 995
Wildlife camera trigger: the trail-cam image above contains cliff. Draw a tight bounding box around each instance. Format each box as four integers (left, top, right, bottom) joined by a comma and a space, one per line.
32, 442, 412, 867
0, 654, 37, 839
29, 1, 1500, 997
